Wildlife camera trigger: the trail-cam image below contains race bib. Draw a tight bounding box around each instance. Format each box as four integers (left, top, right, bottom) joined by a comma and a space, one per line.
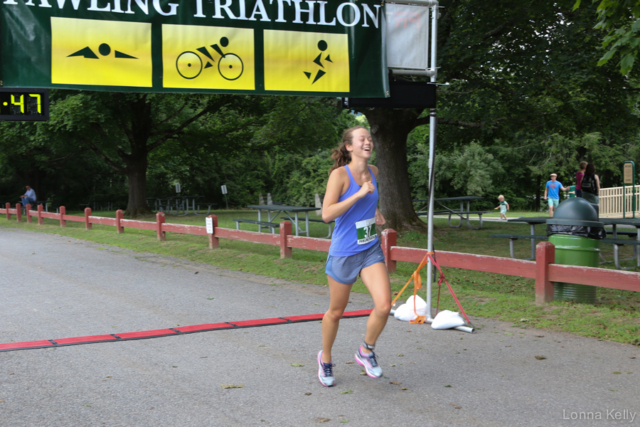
356, 218, 377, 245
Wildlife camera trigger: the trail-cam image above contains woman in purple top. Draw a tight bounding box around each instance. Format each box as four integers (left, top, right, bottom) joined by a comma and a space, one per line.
316, 126, 390, 387
575, 161, 587, 198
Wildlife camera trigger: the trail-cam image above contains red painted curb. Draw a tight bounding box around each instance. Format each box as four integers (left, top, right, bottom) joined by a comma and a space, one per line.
228, 318, 289, 328
0, 309, 373, 353
55, 335, 117, 345
174, 323, 234, 333
0, 340, 54, 351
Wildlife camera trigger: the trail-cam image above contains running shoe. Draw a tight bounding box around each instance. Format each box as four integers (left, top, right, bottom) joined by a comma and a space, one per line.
317, 350, 335, 387
355, 346, 383, 378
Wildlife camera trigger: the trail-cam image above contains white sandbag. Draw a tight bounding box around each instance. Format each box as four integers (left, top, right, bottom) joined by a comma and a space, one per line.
431, 310, 465, 330
393, 303, 417, 322
405, 295, 428, 316
394, 295, 428, 322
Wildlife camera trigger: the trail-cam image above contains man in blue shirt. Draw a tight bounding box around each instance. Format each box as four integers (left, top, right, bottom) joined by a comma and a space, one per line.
19, 185, 36, 208
543, 174, 569, 217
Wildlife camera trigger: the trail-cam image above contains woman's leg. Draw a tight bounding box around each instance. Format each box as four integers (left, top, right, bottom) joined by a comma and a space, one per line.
359, 262, 392, 349
322, 276, 352, 363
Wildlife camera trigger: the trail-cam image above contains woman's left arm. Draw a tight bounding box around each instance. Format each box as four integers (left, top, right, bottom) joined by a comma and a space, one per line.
596, 175, 601, 192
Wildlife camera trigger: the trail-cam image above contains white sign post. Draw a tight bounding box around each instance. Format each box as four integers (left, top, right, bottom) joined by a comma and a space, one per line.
175, 183, 181, 194
205, 217, 214, 235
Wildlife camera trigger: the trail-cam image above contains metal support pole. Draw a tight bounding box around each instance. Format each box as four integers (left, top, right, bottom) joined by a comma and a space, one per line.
425, 3, 438, 323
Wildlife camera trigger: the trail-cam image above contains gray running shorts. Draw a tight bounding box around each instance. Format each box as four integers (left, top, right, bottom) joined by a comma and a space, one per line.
325, 241, 386, 285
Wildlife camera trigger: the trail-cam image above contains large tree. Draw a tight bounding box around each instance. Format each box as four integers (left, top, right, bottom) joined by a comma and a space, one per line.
362, 0, 640, 231
0, 110, 124, 208
47, 92, 266, 217
147, 96, 352, 207
574, 0, 640, 76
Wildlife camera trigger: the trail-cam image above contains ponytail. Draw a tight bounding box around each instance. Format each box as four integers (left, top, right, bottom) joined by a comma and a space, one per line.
329, 126, 366, 174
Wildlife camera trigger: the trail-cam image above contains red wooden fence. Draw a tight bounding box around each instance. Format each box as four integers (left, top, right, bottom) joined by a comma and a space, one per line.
1, 203, 639, 303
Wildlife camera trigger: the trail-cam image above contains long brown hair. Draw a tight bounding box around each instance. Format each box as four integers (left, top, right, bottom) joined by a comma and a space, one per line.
328, 126, 366, 174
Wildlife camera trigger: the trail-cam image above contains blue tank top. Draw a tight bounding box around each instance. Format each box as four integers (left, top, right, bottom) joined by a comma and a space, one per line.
329, 165, 379, 257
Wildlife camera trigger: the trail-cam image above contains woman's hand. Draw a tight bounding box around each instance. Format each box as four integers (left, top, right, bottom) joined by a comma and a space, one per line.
356, 181, 375, 199
375, 209, 386, 226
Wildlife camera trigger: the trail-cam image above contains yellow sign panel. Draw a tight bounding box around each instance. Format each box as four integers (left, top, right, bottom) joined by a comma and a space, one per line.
163, 25, 255, 90
51, 18, 152, 88
264, 30, 350, 93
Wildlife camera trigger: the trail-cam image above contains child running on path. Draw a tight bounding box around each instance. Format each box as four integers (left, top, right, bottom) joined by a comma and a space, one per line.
495, 195, 509, 220
317, 126, 390, 387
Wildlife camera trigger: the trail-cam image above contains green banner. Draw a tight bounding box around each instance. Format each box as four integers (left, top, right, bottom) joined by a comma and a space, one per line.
1, 0, 388, 97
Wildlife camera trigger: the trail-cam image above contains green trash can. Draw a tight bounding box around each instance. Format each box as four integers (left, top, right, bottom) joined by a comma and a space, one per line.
547, 198, 605, 304
568, 185, 576, 198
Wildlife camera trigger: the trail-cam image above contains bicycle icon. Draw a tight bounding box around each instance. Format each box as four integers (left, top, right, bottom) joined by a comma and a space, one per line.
176, 37, 244, 81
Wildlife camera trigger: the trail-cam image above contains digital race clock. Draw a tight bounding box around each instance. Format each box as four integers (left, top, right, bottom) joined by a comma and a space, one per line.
0, 88, 49, 121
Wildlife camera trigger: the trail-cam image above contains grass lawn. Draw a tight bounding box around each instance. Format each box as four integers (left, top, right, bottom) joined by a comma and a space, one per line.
481, 210, 550, 218
2, 209, 638, 346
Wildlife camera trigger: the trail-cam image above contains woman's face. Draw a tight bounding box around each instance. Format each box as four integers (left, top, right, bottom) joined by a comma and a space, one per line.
347, 128, 373, 159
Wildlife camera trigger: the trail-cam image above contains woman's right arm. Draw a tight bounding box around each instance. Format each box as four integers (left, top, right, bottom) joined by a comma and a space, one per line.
322, 169, 373, 223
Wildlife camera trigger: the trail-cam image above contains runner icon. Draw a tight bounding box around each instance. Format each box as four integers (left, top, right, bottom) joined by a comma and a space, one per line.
304, 40, 332, 84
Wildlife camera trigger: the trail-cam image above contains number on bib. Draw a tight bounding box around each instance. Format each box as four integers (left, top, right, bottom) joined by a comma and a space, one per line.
356, 218, 376, 245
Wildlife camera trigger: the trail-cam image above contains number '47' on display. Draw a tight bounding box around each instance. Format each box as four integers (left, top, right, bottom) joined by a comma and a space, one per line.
0, 88, 49, 121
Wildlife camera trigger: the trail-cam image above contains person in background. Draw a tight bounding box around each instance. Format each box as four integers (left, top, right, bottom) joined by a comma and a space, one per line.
580, 163, 600, 205
495, 195, 509, 220
575, 161, 588, 198
543, 173, 569, 217
19, 185, 36, 207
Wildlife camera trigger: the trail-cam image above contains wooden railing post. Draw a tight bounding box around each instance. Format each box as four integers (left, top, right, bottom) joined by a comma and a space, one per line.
5, 202, 10, 220
280, 221, 292, 259
156, 212, 166, 241
116, 209, 124, 234
535, 241, 555, 304
16, 203, 22, 222
37, 204, 43, 225
85, 207, 92, 230
381, 228, 397, 273
208, 215, 219, 249
59, 206, 66, 227
26, 204, 32, 223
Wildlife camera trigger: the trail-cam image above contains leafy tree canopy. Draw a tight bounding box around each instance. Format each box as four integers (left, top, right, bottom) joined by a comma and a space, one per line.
574, 0, 640, 75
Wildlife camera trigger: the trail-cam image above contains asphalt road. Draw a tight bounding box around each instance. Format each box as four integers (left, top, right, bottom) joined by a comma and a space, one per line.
1, 227, 638, 427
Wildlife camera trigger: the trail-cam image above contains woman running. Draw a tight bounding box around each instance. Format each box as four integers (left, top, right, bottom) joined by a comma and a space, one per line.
317, 126, 391, 387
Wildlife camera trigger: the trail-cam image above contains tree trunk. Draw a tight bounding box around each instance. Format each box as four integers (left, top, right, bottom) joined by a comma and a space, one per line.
125, 156, 151, 218
363, 108, 428, 233
123, 95, 153, 218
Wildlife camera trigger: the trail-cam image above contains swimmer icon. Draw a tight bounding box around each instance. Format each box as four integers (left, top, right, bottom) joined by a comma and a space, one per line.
175, 37, 244, 81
